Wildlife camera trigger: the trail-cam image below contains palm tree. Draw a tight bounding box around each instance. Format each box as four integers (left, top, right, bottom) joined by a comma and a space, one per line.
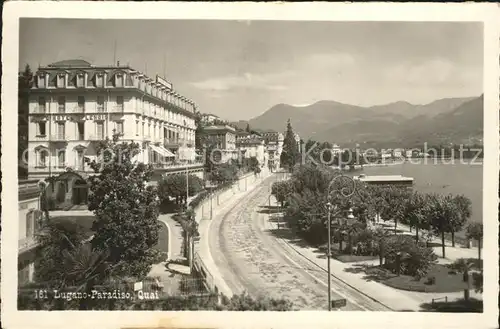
466, 222, 483, 262
62, 243, 113, 310
450, 258, 475, 301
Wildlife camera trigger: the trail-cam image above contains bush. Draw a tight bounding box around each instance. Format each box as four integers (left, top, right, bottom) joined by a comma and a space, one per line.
351, 229, 378, 256
385, 235, 437, 277
425, 276, 436, 285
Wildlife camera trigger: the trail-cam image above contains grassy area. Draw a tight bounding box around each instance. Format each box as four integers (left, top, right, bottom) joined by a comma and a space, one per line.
345, 263, 469, 293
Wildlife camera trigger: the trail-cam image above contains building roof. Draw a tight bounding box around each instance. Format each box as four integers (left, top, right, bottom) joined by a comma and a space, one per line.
48, 59, 93, 68
204, 125, 236, 133
354, 175, 413, 182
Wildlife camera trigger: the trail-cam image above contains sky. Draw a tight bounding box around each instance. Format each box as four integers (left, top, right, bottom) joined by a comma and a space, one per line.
19, 19, 483, 121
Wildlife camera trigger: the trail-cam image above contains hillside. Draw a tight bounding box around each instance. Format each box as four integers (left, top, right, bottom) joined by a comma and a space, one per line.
245, 96, 482, 147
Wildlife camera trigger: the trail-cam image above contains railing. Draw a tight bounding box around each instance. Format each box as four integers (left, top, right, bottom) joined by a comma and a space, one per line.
18, 236, 39, 253
88, 135, 105, 141
153, 161, 204, 170
31, 106, 47, 114
50, 134, 67, 141
110, 106, 124, 112
18, 179, 41, 190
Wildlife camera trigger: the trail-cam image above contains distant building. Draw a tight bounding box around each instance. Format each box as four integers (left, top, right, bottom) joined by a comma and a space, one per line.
236, 134, 267, 166
354, 174, 414, 187
203, 125, 238, 163
331, 143, 342, 155
262, 130, 284, 170
201, 113, 220, 124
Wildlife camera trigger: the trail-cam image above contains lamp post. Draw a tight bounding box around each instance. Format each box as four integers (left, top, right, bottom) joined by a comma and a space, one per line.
325, 174, 357, 311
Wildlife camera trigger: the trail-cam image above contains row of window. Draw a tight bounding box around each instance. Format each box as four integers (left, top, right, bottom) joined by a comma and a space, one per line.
35, 121, 117, 139
36, 71, 196, 112
35, 120, 194, 143
36, 148, 85, 168
37, 72, 123, 89
35, 96, 195, 127
37, 96, 123, 113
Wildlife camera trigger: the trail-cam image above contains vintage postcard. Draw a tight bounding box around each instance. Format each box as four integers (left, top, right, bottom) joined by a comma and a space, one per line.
1, 2, 499, 329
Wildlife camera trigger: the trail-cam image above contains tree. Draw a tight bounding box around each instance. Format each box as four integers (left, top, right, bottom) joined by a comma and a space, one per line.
158, 174, 204, 205
85, 134, 161, 279
372, 226, 391, 266
401, 191, 429, 243
271, 180, 294, 208
18, 64, 34, 177
449, 258, 476, 301
451, 195, 472, 247
34, 220, 89, 284
426, 194, 456, 258
466, 222, 483, 262
280, 119, 300, 171
378, 186, 411, 234
245, 123, 251, 133
61, 243, 114, 310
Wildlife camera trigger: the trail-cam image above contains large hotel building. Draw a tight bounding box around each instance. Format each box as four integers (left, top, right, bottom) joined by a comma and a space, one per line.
27, 59, 198, 182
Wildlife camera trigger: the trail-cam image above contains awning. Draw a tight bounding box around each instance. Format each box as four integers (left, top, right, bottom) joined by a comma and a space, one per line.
158, 146, 175, 158
150, 145, 175, 158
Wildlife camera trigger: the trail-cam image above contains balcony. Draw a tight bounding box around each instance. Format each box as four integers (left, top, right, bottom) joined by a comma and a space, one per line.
50, 134, 67, 142
110, 106, 124, 113
164, 139, 180, 148
61, 106, 85, 114
88, 135, 105, 141
18, 236, 40, 254
32, 106, 47, 114
153, 161, 204, 170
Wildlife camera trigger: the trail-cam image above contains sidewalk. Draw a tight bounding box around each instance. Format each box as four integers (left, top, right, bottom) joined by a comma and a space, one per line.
378, 220, 479, 263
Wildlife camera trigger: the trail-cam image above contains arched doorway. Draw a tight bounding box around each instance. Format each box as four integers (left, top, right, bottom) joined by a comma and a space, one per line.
72, 178, 88, 205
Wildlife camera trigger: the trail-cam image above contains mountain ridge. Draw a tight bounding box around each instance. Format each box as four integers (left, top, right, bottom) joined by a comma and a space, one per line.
232, 95, 482, 147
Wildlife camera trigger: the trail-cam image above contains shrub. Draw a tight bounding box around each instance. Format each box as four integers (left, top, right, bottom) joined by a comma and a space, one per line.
385, 235, 437, 277
425, 276, 436, 285
352, 229, 378, 256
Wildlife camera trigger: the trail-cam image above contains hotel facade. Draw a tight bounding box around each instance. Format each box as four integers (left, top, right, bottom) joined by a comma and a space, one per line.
26, 59, 201, 206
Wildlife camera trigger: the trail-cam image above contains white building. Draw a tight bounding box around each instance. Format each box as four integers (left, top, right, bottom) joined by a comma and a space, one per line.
236, 134, 267, 166
262, 130, 284, 170
203, 125, 238, 163
201, 113, 220, 124
27, 59, 198, 181
26, 59, 203, 208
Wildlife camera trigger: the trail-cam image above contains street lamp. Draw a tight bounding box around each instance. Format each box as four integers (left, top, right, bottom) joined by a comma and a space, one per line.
325, 173, 357, 311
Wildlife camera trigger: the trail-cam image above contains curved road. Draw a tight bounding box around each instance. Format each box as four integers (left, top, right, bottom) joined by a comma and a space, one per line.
209, 175, 392, 311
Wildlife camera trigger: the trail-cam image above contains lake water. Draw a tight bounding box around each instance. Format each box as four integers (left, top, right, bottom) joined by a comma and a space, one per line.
360, 161, 483, 231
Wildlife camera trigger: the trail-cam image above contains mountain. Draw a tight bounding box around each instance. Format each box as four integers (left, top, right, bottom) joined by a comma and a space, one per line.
246, 96, 482, 147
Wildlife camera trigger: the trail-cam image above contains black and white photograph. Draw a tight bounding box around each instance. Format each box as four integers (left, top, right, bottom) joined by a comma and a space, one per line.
2, 2, 499, 329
